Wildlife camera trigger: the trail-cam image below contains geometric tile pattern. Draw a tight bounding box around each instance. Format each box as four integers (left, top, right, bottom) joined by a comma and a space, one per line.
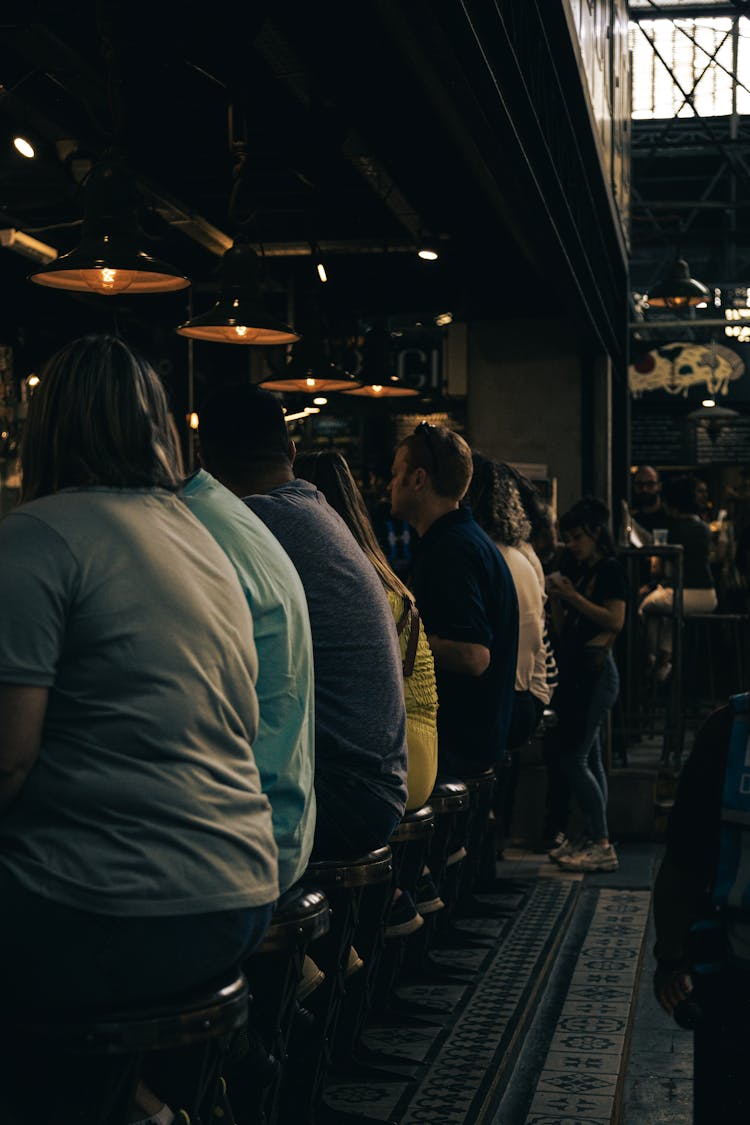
399, 880, 578, 1124
524, 889, 650, 1125
324, 879, 578, 1123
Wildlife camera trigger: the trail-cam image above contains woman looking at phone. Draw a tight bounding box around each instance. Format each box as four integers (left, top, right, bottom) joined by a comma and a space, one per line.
545, 498, 626, 873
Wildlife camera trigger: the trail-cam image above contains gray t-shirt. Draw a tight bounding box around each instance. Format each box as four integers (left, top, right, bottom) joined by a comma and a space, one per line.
0, 487, 279, 916
246, 479, 408, 814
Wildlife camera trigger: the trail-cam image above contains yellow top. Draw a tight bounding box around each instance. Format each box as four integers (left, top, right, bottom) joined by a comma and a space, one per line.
387, 589, 439, 809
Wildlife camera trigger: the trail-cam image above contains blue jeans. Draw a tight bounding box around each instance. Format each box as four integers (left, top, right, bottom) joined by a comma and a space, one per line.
560, 649, 619, 841
0, 866, 273, 1013
312, 773, 401, 860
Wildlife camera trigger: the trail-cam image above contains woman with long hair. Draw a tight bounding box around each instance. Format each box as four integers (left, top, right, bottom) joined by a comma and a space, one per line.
294, 449, 438, 811
294, 449, 440, 932
0, 335, 278, 1124
546, 497, 626, 873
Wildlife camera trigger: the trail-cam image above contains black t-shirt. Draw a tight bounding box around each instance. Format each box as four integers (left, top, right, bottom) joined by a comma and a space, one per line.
632, 505, 671, 534
667, 515, 714, 589
561, 555, 628, 656
411, 508, 519, 774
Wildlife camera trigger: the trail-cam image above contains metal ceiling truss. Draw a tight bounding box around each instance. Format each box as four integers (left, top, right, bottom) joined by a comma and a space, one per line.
629, 0, 750, 290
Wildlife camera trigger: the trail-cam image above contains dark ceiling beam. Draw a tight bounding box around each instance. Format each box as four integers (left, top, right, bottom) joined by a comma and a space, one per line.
253, 18, 427, 244
0, 24, 234, 257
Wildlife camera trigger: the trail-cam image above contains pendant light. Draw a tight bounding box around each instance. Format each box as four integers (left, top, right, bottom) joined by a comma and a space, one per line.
177, 110, 298, 344
29, 151, 190, 294
342, 322, 419, 398
177, 240, 299, 344
647, 257, 710, 311
259, 310, 360, 391
259, 351, 361, 392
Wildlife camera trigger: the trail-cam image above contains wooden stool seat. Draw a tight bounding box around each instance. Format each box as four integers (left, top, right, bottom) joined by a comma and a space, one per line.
22, 971, 248, 1054
389, 804, 435, 843
257, 885, 330, 953
304, 845, 393, 890
428, 779, 470, 814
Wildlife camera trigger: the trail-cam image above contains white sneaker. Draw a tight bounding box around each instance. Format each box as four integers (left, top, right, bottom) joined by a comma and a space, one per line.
548, 835, 589, 864
556, 842, 619, 873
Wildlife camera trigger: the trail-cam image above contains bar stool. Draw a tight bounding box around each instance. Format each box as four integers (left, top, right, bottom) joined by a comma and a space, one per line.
458, 767, 497, 904
371, 805, 436, 1020
6, 971, 249, 1125
238, 885, 330, 1125
402, 781, 470, 980
279, 847, 393, 1124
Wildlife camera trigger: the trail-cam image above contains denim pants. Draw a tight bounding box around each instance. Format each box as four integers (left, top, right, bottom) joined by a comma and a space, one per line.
560, 649, 619, 841
312, 772, 401, 860
0, 866, 274, 1013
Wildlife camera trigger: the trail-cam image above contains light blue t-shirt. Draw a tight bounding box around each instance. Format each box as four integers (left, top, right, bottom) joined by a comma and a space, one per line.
183, 470, 316, 891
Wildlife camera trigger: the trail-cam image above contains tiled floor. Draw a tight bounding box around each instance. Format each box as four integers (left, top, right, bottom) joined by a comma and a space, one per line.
321, 846, 692, 1125
523, 888, 650, 1125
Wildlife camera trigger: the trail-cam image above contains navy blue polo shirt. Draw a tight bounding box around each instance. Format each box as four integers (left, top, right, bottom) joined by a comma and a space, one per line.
411, 507, 519, 775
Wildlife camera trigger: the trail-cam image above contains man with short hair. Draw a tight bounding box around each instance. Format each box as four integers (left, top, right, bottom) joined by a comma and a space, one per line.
182, 467, 316, 892
198, 385, 408, 860
389, 424, 518, 776
632, 464, 668, 532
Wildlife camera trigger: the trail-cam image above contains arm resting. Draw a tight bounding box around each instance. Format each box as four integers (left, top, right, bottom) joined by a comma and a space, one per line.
426, 636, 490, 677
0, 685, 48, 813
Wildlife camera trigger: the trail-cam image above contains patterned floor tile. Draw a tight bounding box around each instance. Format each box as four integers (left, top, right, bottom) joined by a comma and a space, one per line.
535, 1071, 619, 1097
528, 1090, 615, 1117
397, 881, 577, 1125
523, 889, 651, 1125
323, 1080, 411, 1118
542, 1050, 622, 1077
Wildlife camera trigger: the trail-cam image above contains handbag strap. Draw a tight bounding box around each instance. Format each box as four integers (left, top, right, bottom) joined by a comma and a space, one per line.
397, 595, 420, 678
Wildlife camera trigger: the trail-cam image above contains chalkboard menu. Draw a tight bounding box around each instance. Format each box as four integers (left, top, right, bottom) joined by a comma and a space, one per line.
632, 411, 750, 465
696, 416, 750, 465
631, 414, 691, 465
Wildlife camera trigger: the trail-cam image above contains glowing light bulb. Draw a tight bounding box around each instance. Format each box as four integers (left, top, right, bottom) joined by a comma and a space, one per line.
83, 267, 136, 294
418, 248, 438, 261
234, 325, 249, 337
313, 397, 328, 405
317, 262, 328, 283
27, 374, 40, 387
305, 378, 317, 388
13, 137, 35, 159
188, 411, 200, 430
702, 399, 716, 408
372, 384, 383, 394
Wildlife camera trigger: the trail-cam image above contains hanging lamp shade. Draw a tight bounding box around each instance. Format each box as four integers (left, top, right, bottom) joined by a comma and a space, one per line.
259, 350, 361, 393
177, 242, 298, 344
29, 153, 189, 294
647, 258, 710, 310
342, 325, 418, 397
343, 376, 419, 398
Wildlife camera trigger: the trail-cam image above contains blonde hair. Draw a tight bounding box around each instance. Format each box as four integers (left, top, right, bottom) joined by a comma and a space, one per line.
21, 335, 182, 503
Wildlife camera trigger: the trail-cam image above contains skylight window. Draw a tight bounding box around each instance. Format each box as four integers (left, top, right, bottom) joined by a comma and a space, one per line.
629, 16, 750, 119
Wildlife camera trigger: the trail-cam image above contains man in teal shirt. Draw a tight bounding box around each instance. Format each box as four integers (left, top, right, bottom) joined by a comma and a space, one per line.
182, 468, 316, 892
